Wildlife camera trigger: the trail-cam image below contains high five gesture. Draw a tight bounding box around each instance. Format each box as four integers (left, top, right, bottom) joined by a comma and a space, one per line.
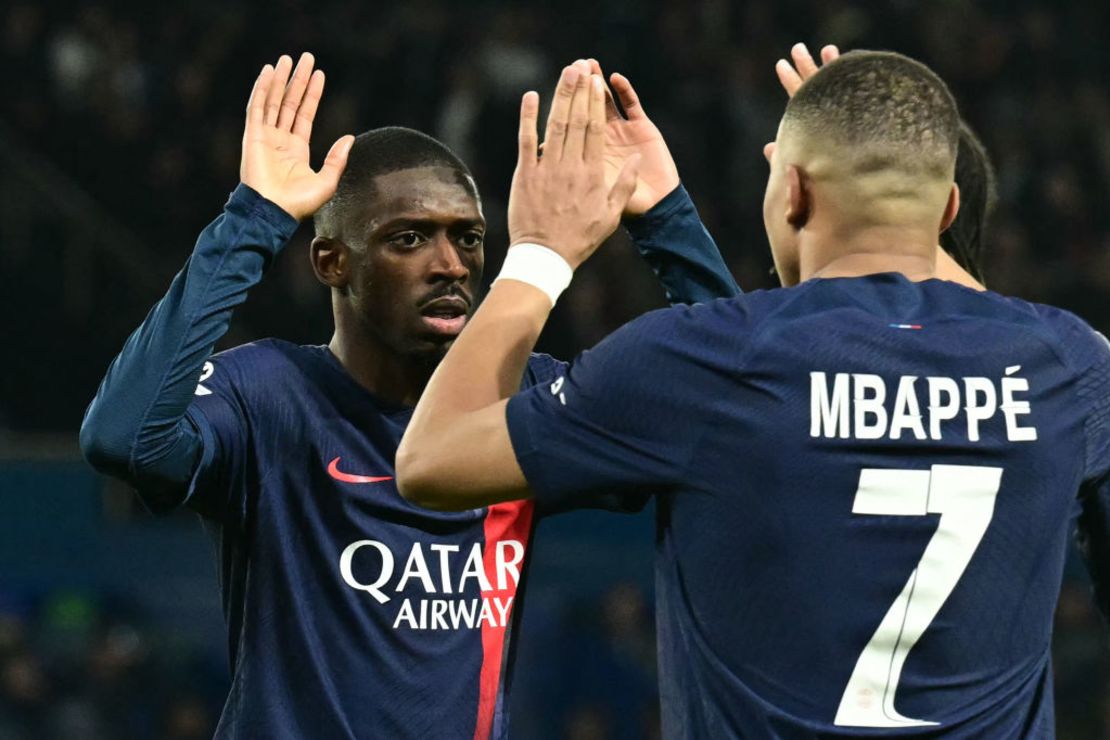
241, 53, 354, 221
508, 66, 640, 270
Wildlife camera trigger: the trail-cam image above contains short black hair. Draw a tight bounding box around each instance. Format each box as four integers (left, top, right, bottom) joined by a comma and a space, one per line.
314, 127, 475, 244
784, 50, 960, 180
940, 121, 997, 284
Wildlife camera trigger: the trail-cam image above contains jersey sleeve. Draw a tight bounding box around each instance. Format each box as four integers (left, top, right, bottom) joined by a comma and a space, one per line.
521, 352, 568, 389
1074, 329, 1110, 621
624, 183, 742, 304
181, 352, 254, 523
506, 306, 721, 510
519, 352, 650, 515
79, 185, 296, 520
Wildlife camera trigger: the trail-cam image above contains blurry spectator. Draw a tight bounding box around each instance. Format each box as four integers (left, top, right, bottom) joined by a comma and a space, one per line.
0, 648, 50, 739
0, 594, 216, 740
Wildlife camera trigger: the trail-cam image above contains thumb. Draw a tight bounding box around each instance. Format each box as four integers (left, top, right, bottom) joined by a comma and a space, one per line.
608, 153, 641, 212
319, 134, 355, 188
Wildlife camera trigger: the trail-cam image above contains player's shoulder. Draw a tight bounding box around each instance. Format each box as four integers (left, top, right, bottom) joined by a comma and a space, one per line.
587, 295, 769, 365
1041, 305, 1109, 368
209, 337, 313, 368
985, 295, 1110, 373
202, 338, 328, 389
631, 285, 812, 341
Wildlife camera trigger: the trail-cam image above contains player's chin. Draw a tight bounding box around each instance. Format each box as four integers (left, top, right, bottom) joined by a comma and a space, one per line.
408, 328, 462, 358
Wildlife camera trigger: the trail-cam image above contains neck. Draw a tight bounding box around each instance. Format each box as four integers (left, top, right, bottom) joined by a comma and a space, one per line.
329, 314, 438, 408
799, 222, 938, 283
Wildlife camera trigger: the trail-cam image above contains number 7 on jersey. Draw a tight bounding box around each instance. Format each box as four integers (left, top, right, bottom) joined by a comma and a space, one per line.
835, 465, 1003, 728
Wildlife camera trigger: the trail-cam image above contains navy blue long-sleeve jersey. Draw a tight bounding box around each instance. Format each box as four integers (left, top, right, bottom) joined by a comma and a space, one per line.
505, 275, 1110, 737
79, 182, 736, 739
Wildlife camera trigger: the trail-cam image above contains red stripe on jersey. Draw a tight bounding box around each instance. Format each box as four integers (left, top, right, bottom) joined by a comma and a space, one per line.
473, 499, 535, 740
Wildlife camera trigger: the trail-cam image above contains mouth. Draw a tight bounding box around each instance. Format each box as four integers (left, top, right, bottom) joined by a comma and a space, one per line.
419, 295, 470, 337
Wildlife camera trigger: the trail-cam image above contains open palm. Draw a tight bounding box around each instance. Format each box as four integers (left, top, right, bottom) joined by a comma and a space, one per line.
241, 53, 354, 221
580, 60, 680, 217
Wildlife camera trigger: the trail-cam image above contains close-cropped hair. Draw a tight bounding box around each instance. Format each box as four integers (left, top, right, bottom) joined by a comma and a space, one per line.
314, 127, 475, 244
783, 50, 960, 180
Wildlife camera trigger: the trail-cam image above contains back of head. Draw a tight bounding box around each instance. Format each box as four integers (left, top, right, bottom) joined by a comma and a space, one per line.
940, 121, 997, 284
314, 127, 474, 245
781, 50, 960, 221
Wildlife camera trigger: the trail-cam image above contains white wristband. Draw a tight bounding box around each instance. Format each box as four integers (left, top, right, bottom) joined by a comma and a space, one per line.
493, 242, 574, 306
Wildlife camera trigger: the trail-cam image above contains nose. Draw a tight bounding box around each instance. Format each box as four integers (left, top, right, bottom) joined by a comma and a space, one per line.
763, 141, 776, 165
427, 234, 469, 283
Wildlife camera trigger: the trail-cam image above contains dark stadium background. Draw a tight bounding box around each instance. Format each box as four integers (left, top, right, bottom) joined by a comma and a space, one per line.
2, 1, 1108, 737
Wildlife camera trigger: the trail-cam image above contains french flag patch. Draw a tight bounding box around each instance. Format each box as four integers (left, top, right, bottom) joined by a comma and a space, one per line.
889, 323, 923, 330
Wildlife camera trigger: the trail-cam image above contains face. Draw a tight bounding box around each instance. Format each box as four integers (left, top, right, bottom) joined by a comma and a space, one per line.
762, 127, 802, 286
336, 166, 485, 359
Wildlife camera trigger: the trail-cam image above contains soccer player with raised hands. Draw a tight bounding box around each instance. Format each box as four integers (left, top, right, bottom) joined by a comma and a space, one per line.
399, 50, 1110, 737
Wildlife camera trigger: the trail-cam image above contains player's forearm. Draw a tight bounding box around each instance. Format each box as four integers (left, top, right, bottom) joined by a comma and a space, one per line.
627, 183, 741, 303
80, 184, 295, 496
397, 280, 548, 509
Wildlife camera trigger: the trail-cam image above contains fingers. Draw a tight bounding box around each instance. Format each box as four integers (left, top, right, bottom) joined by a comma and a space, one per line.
586, 58, 622, 121
293, 69, 325, 141
774, 58, 804, 97
584, 75, 606, 161
543, 66, 580, 162
777, 43, 838, 97
517, 91, 540, 170
790, 43, 820, 80
277, 52, 315, 132
608, 153, 641, 212
318, 134, 355, 188
246, 64, 274, 127
264, 55, 293, 126
561, 69, 591, 161
609, 73, 645, 120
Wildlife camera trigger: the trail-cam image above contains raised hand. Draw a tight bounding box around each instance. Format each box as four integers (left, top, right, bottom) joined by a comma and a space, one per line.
508, 66, 640, 270
765, 44, 841, 163
775, 43, 840, 97
572, 59, 680, 218
240, 53, 355, 221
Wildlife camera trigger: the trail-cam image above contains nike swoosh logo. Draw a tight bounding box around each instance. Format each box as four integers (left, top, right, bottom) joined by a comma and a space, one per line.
327, 457, 393, 484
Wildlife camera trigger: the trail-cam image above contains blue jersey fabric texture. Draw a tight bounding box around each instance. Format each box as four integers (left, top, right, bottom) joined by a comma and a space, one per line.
80, 182, 734, 738
506, 274, 1110, 738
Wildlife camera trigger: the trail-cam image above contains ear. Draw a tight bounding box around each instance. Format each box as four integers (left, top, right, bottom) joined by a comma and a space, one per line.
311, 236, 350, 289
784, 165, 809, 230
939, 183, 960, 234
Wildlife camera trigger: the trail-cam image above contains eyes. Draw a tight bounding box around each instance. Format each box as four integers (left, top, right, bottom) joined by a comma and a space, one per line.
387, 230, 484, 251
457, 231, 484, 249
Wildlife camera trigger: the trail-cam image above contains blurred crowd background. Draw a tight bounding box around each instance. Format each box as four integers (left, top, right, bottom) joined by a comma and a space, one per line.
1, 0, 1108, 737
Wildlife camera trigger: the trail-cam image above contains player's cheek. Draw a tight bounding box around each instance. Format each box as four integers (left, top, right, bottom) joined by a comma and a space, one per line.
467, 252, 485, 285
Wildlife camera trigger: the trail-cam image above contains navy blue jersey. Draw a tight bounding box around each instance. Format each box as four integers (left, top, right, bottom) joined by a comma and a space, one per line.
81, 183, 735, 738
506, 274, 1110, 738
189, 339, 565, 739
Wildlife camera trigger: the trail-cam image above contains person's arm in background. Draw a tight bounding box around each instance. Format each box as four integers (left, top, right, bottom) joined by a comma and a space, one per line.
581, 58, 741, 303
79, 53, 353, 512
774, 43, 986, 291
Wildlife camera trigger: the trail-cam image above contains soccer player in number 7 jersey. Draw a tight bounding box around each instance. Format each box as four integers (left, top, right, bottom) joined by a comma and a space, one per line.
397, 51, 1110, 737
79, 54, 738, 738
